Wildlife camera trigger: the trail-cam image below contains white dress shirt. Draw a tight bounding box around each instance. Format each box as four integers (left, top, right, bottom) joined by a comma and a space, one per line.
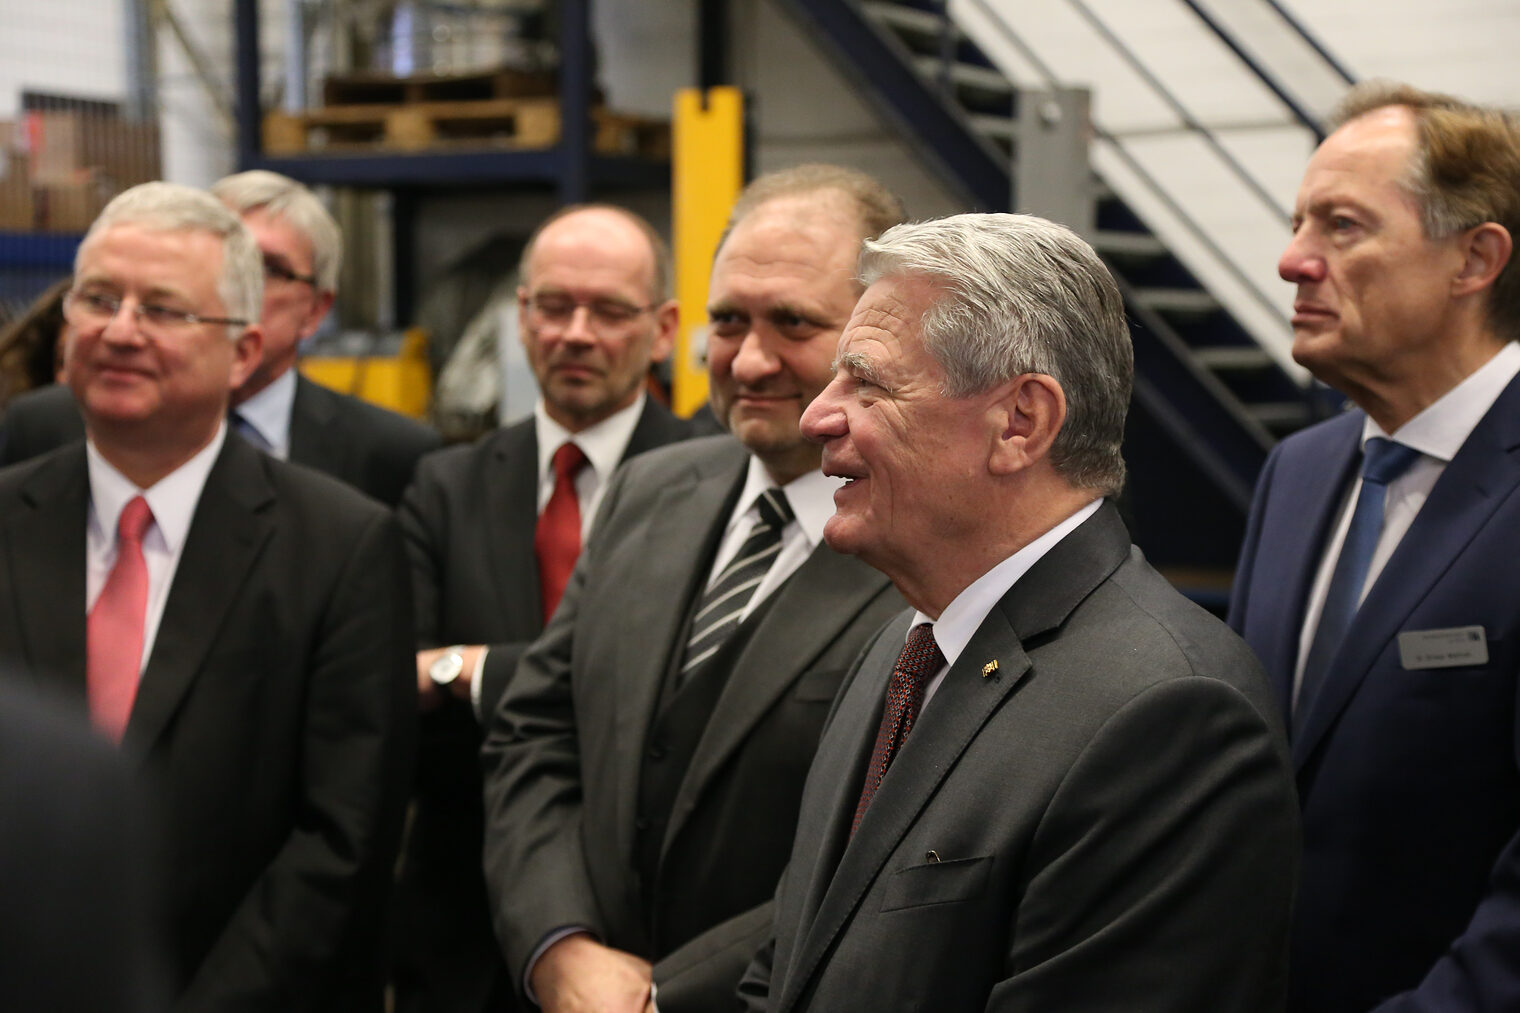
701, 456, 842, 622
86, 424, 227, 674
1292, 341, 1520, 705
533, 393, 648, 538
468, 393, 651, 713
231, 367, 297, 460
912, 498, 1104, 709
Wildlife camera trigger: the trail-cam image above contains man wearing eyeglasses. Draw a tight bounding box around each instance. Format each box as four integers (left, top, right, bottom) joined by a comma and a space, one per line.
0, 170, 440, 507
479, 165, 907, 1013
392, 204, 693, 1013
0, 181, 415, 1011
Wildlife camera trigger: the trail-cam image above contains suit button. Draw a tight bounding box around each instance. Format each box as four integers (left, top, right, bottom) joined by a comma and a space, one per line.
635, 817, 651, 832
648, 743, 667, 761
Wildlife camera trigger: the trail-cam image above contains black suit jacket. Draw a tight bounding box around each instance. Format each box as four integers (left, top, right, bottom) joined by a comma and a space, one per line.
482, 436, 905, 1013
0, 436, 417, 1012
741, 503, 1299, 1012
392, 399, 691, 1013
0, 377, 440, 506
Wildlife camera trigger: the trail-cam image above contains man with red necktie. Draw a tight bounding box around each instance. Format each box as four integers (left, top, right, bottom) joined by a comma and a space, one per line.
394, 204, 693, 1012
0, 181, 415, 1011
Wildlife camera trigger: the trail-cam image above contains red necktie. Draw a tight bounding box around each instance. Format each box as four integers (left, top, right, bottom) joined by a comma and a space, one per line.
535, 442, 588, 623
853, 623, 944, 834
87, 495, 154, 742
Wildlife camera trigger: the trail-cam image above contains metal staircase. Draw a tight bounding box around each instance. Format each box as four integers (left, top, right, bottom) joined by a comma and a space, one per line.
769, 0, 1348, 531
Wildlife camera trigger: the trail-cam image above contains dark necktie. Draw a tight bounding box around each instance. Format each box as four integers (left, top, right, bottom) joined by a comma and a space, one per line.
230, 411, 270, 453
853, 623, 944, 834
535, 442, 588, 623
88, 495, 154, 743
680, 488, 794, 683
1296, 437, 1421, 731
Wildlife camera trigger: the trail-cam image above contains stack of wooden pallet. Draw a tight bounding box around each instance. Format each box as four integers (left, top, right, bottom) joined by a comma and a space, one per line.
263, 68, 669, 157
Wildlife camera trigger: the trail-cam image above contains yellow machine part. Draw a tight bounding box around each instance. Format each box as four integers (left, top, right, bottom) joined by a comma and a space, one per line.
299, 327, 432, 420
671, 86, 744, 419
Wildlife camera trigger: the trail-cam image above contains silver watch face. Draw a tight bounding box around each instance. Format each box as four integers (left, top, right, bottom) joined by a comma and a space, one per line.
430, 650, 465, 686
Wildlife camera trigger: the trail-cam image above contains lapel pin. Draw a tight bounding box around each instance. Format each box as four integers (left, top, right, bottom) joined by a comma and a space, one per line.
925, 850, 941, 864
981, 659, 999, 678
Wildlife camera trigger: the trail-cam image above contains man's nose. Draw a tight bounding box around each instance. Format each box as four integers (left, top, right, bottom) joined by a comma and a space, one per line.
730, 330, 779, 382
800, 381, 845, 444
1279, 230, 1326, 284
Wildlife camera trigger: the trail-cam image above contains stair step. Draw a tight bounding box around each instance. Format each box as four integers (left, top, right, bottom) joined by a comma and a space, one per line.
1247, 401, 1313, 428
1191, 346, 1277, 371
862, 1, 960, 41
1134, 287, 1220, 315
968, 113, 1017, 141
1093, 229, 1166, 258
910, 55, 1013, 95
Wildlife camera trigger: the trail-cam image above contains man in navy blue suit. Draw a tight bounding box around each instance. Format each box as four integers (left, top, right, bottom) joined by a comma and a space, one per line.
1230, 81, 1520, 1012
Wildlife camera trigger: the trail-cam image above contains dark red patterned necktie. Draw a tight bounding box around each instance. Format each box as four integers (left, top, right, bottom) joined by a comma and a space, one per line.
853, 623, 944, 834
534, 441, 588, 622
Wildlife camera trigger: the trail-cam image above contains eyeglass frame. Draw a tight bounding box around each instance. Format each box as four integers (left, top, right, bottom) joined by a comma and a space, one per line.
523, 290, 660, 331
263, 257, 319, 288
63, 288, 251, 333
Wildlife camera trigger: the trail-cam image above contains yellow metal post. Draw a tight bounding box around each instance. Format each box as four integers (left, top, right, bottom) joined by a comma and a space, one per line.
671, 86, 744, 418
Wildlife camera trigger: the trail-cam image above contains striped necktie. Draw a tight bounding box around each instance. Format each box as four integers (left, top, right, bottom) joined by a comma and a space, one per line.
679, 488, 794, 684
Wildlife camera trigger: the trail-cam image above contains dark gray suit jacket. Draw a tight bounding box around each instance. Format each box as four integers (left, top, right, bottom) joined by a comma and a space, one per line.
482, 436, 904, 1013
0, 377, 440, 507
0, 436, 417, 1012
740, 503, 1299, 1012
391, 399, 691, 1013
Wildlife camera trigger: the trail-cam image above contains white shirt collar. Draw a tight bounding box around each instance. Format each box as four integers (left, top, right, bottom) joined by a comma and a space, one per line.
233, 367, 297, 460
1364, 341, 1520, 461
533, 392, 646, 483
731, 454, 840, 548
86, 422, 228, 554
916, 497, 1105, 669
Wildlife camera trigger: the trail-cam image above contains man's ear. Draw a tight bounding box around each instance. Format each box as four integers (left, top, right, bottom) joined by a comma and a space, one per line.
649, 298, 679, 364
989, 373, 1066, 476
1453, 222, 1513, 299
229, 324, 265, 392
299, 289, 336, 341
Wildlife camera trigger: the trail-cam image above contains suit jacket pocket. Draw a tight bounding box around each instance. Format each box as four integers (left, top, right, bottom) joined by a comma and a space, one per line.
881, 855, 991, 912
792, 667, 846, 702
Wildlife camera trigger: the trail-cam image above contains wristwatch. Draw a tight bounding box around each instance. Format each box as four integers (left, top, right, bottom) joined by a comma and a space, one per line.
429, 646, 467, 692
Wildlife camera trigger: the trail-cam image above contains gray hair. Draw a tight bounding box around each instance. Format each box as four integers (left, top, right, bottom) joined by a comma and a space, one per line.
860, 213, 1132, 494
212, 170, 343, 292
724, 163, 907, 247
80, 181, 263, 336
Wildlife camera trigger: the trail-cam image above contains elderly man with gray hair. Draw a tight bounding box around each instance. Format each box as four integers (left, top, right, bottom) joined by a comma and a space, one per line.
0, 181, 416, 1011
1, 169, 439, 507
740, 212, 1299, 1012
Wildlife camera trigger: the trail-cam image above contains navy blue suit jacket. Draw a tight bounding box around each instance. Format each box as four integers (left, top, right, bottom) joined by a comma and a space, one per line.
1229, 371, 1520, 1012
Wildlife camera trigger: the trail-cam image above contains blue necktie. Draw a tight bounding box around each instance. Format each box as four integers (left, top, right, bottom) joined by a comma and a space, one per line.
1296, 437, 1421, 732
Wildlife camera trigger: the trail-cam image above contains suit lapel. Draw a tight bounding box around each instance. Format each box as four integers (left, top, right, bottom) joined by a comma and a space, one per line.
287, 375, 346, 476
485, 423, 544, 629
1254, 418, 1362, 721
660, 547, 890, 860
1293, 379, 1520, 766
780, 503, 1131, 1012
122, 438, 277, 761
609, 449, 746, 856
6, 448, 90, 697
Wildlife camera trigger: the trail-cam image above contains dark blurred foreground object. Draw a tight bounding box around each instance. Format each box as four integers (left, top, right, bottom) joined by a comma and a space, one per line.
0, 679, 168, 1012
0, 276, 69, 412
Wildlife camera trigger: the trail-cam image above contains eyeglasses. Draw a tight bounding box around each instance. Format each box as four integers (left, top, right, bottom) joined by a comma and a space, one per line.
64, 290, 250, 333
527, 293, 655, 330
263, 259, 318, 287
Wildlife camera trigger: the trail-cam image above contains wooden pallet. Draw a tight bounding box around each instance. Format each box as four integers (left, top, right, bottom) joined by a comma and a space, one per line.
321, 68, 555, 106
263, 98, 670, 157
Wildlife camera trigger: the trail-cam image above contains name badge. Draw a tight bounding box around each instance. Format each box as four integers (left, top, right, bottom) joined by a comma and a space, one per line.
1397, 626, 1489, 670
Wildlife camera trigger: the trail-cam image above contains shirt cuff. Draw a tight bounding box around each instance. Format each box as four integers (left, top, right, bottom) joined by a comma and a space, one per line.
523, 925, 595, 1006
469, 645, 489, 718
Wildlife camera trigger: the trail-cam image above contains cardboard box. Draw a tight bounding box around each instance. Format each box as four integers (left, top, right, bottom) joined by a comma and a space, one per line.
27, 111, 161, 189
0, 149, 35, 230
36, 178, 109, 233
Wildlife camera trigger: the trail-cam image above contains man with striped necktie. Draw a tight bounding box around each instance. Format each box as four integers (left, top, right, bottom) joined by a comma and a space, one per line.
481, 165, 908, 1013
